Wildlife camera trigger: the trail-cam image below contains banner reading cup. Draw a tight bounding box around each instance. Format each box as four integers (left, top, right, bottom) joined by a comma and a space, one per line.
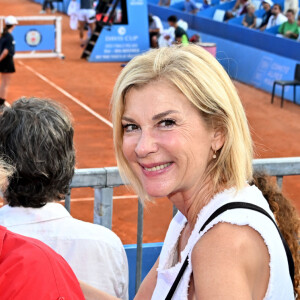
89, 0, 149, 62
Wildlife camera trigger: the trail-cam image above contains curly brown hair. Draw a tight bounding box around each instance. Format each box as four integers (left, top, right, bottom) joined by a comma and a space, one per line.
252, 172, 300, 299
0, 97, 75, 208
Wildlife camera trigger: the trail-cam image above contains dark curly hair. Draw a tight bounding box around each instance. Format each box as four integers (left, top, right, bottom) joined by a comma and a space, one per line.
0, 97, 75, 208
252, 172, 300, 299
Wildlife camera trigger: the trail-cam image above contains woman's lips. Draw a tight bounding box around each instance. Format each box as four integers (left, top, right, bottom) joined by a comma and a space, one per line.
140, 162, 173, 176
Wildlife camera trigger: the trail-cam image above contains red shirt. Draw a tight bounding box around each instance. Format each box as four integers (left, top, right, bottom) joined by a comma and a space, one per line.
0, 225, 85, 300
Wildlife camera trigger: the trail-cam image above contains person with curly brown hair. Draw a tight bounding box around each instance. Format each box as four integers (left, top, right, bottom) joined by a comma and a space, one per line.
0, 160, 85, 300
251, 171, 300, 298
0, 97, 129, 299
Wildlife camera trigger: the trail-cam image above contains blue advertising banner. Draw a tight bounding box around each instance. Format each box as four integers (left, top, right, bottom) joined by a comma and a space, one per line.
12, 25, 55, 52
89, 0, 150, 62
180, 30, 298, 103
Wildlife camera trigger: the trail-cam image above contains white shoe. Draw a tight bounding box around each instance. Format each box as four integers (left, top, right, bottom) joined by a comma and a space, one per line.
39, 10, 46, 14
52, 8, 57, 13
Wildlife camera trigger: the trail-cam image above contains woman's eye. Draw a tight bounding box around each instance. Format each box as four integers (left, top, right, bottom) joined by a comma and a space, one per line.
122, 123, 139, 132
158, 119, 176, 128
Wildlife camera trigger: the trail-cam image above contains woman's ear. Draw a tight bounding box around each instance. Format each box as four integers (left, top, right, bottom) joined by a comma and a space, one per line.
212, 128, 225, 151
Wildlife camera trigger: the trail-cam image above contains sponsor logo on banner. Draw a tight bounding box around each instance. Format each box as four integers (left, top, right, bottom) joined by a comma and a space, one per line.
118, 27, 126, 36
25, 30, 42, 47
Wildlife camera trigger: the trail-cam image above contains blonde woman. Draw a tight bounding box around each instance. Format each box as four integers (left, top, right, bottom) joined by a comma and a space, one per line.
110, 44, 299, 299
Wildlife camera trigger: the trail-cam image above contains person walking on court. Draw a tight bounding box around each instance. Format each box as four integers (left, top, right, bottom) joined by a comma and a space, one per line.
40, 0, 57, 14
0, 16, 18, 108
78, 0, 96, 47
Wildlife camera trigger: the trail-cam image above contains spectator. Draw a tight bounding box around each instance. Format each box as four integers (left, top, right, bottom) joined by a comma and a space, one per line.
266, 4, 287, 29
184, 0, 199, 14
189, 33, 201, 43
0, 226, 86, 300
158, 26, 175, 47
40, 0, 57, 14
110, 44, 298, 299
278, 9, 299, 39
0, 97, 129, 300
167, 15, 189, 44
158, 0, 171, 6
0, 16, 18, 108
0, 160, 85, 300
202, 0, 210, 9
297, 15, 300, 41
258, 0, 273, 31
78, 0, 96, 47
242, 4, 257, 28
225, 0, 249, 21
149, 14, 164, 48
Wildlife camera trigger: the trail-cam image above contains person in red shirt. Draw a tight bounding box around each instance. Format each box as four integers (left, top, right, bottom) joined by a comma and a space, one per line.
0, 225, 86, 300
0, 161, 85, 300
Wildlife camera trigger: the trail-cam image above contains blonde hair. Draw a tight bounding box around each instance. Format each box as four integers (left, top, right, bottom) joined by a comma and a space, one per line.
111, 44, 253, 202
247, 3, 256, 10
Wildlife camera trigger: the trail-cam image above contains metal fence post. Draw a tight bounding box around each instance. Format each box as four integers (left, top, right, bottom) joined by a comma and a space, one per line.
94, 187, 113, 229
135, 199, 144, 293
276, 176, 283, 189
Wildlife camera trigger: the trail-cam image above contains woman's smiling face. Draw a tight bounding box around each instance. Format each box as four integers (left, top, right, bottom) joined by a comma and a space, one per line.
121, 80, 218, 199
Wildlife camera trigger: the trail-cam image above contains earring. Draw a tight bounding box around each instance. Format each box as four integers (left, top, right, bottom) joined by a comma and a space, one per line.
212, 149, 217, 159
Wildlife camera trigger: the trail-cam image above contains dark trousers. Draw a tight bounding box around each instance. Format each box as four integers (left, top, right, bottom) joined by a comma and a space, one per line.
42, 0, 54, 10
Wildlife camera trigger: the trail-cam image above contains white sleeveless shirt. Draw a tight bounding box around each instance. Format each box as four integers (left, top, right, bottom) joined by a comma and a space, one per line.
151, 185, 294, 300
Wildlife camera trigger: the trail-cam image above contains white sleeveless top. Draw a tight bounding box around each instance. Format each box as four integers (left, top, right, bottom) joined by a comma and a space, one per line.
151, 185, 294, 300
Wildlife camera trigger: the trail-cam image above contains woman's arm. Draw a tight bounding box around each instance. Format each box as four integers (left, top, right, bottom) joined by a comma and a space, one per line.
191, 223, 270, 299
0, 49, 9, 62
134, 256, 159, 300
249, 16, 256, 28
79, 281, 120, 300
242, 16, 248, 27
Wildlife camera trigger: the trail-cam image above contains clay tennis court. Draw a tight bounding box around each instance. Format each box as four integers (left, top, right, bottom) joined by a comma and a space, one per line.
1, 0, 300, 245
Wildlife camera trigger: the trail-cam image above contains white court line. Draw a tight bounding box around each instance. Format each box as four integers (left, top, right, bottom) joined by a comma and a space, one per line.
18, 60, 113, 128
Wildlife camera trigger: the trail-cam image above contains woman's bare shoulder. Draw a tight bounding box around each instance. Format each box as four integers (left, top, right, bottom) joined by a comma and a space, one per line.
191, 222, 269, 299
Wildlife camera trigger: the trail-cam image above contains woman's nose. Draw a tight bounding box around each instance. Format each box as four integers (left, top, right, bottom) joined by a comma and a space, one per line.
134, 129, 158, 158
